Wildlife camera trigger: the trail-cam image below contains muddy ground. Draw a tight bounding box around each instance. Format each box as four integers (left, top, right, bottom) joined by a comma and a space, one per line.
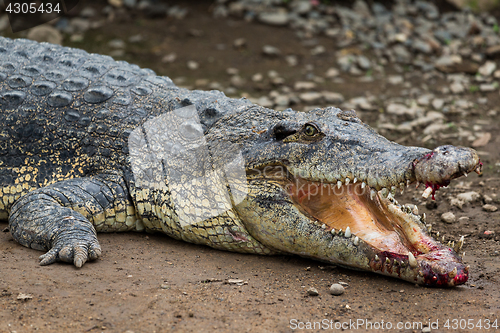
1, 1, 500, 332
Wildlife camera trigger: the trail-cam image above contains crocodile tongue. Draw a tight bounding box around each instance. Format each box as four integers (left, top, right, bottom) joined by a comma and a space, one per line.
290, 180, 468, 286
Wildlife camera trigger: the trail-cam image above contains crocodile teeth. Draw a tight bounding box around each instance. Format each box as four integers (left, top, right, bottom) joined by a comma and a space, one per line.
408, 252, 418, 268
390, 185, 396, 196
412, 205, 419, 215
330, 228, 336, 235
344, 226, 351, 238
422, 187, 433, 199
448, 267, 458, 278
345, 178, 350, 185
370, 189, 376, 200
380, 188, 388, 198
385, 257, 391, 265
353, 177, 357, 184
416, 181, 420, 188
374, 255, 380, 261
406, 179, 411, 187
463, 172, 468, 177
426, 224, 432, 233
399, 183, 405, 194
475, 166, 481, 174
337, 181, 342, 189
353, 236, 359, 246
321, 224, 326, 229
361, 182, 366, 189
421, 213, 426, 222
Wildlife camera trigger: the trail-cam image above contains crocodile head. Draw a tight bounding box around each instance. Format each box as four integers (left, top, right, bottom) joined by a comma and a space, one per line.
208, 106, 481, 287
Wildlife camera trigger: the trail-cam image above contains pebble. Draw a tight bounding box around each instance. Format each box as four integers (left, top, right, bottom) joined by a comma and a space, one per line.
258, 11, 289, 26
294, 81, 316, 90
262, 45, 281, 57
387, 75, 403, 85
307, 287, 319, 296
233, 38, 246, 49
329, 283, 345, 296
299, 92, 322, 104
322, 91, 344, 104
441, 212, 456, 224
187, 61, 199, 70
325, 68, 340, 78
108, 39, 126, 49
482, 204, 498, 212
478, 61, 497, 77
450, 81, 465, 94
422, 327, 431, 333
27, 25, 63, 45
431, 98, 445, 110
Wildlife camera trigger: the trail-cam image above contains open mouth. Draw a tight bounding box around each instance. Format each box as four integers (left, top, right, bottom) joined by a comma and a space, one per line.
287, 177, 470, 286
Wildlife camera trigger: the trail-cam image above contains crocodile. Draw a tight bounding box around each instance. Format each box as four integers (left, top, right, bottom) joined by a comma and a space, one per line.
0, 37, 482, 287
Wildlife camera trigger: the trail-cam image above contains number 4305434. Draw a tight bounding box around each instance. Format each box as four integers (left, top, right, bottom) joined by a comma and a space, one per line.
444, 319, 498, 330
6, 2, 61, 14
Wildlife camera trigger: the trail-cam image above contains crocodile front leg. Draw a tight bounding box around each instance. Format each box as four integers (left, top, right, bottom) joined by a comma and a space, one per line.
8, 172, 139, 267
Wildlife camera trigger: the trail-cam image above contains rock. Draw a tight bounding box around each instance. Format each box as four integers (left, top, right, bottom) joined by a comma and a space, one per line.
325, 67, 340, 78
80, 7, 97, 18
422, 326, 431, 333
299, 92, 323, 104
285, 55, 298, 67
262, 45, 281, 57
311, 45, 326, 56
187, 61, 199, 70
431, 98, 445, 110
108, 0, 123, 7
412, 39, 432, 54
255, 96, 274, 108
258, 11, 289, 26
291, 0, 312, 15
252, 73, 263, 82
423, 123, 449, 135
168, 6, 188, 19
233, 38, 246, 49
322, 91, 344, 104
108, 39, 126, 49
348, 97, 374, 111
329, 283, 345, 296
357, 55, 371, 70
388, 75, 403, 85
307, 287, 319, 296
27, 25, 63, 45
274, 95, 290, 107
386, 103, 415, 117
483, 204, 498, 212
445, 0, 500, 11
451, 191, 481, 209
450, 81, 465, 94
162, 53, 176, 63
484, 194, 493, 204
441, 212, 456, 224
417, 94, 433, 106
479, 83, 497, 92
472, 132, 491, 147
128, 34, 144, 43
123, 0, 137, 8
294, 81, 316, 90
478, 61, 497, 77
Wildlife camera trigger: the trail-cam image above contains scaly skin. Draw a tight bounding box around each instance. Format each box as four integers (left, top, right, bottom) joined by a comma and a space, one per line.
0, 37, 481, 286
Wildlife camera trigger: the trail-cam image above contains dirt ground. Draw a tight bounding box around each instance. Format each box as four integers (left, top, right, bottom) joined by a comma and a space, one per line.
1, 1, 500, 332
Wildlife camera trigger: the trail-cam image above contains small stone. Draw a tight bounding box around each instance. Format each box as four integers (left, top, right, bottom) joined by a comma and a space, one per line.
307, 287, 319, 296
387, 75, 403, 85
294, 81, 316, 90
329, 283, 345, 296
479, 83, 497, 92
450, 82, 465, 94
484, 194, 493, 204
26, 25, 63, 45
285, 55, 298, 67
325, 68, 340, 78
322, 91, 344, 104
441, 212, 456, 224
478, 61, 497, 77
252, 73, 263, 82
256, 96, 273, 108
233, 38, 246, 49
187, 61, 199, 70
311, 45, 326, 56
299, 92, 322, 104
431, 98, 444, 110
483, 204, 498, 212
472, 132, 491, 147
258, 11, 289, 26
458, 216, 469, 222
162, 53, 177, 63
108, 39, 125, 49
422, 327, 431, 333
262, 45, 281, 57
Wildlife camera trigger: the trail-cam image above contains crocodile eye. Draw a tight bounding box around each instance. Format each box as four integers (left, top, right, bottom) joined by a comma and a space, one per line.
304, 123, 319, 137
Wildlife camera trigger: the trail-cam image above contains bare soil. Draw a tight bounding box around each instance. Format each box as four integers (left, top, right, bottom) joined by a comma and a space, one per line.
1, 1, 499, 332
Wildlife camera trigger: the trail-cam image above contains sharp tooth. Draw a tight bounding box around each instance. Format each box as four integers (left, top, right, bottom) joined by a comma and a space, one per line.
321, 224, 326, 229
426, 224, 432, 233
337, 180, 342, 189
353, 177, 357, 183
416, 181, 420, 188
458, 235, 465, 250
345, 178, 350, 185
421, 213, 426, 222
344, 226, 351, 238
387, 192, 393, 200
406, 179, 411, 187
380, 188, 388, 198
390, 185, 396, 196
353, 236, 359, 246
370, 189, 376, 200
412, 205, 419, 215
361, 182, 366, 189
448, 267, 458, 278
330, 228, 336, 235
385, 257, 391, 265
408, 252, 418, 268
441, 235, 445, 243
422, 187, 433, 199
374, 255, 380, 261
463, 252, 466, 260
436, 231, 440, 237
475, 166, 481, 174
399, 183, 405, 194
